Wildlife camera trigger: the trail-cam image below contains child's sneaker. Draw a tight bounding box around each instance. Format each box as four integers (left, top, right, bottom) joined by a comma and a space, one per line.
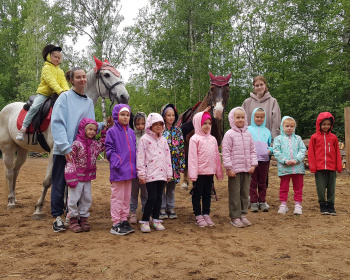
159, 209, 168, 219
16, 127, 26, 141
277, 204, 289, 214
294, 204, 303, 215
79, 217, 91, 232
259, 202, 269, 212
122, 220, 135, 233
152, 219, 165, 231
52, 216, 66, 232
168, 209, 178, 219
230, 218, 245, 228
319, 203, 329, 215
110, 222, 129, 235
240, 215, 251, 226
69, 218, 83, 233
129, 213, 138, 224
328, 203, 337, 216
140, 221, 151, 233
195, 215, 208, 227
203, 215, 214, 226
250, 203, 259, 212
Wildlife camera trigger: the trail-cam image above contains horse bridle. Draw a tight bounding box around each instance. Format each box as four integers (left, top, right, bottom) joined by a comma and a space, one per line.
97, 69, 124, 109
207, 84, 229, 135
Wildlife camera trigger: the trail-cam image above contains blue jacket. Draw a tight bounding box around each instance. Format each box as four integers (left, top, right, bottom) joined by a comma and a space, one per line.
273, 116, 306, 176
105, 104, 137, 182
51, 89, 103, 155
247, 108, 273, 161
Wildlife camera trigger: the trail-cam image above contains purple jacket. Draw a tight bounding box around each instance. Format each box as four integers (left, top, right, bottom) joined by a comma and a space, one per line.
105, 104, 137, 182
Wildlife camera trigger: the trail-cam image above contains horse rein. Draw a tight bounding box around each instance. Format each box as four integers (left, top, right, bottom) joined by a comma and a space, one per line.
97, 69, 124, 109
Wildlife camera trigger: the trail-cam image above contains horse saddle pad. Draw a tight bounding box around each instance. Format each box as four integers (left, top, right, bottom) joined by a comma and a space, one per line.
17, 107, 52, 134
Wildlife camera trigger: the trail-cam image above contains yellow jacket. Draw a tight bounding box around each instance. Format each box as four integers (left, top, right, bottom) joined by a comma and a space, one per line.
37, 55, 69, 96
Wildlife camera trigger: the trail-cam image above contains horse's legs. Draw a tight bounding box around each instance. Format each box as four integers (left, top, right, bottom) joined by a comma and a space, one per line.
33, 152, 53, 219
12, 146, 28, 197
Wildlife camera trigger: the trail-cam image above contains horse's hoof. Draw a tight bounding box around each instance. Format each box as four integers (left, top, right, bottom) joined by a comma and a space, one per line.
7, 203, 16, 209
181, 183, 189, 190
33, 211, 46, 220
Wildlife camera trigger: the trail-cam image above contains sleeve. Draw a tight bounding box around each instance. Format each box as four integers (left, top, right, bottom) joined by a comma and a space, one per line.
51, 97, 71, 154
41, 65, 66, 94
178, 128, 186, 173
58, 68, 70, 92
295, 137, 306, 163
222, 132, 233, 171
188, 137, 199, 181
271, 99, 281, 139
165, 140, 173, 179
249, 134, 258, 167
136, 139, 146, 179
105, 130, 122, 170
214, 141, 223, 180
273, 136, 287, 164
334, 137, 343, 173
307, 136, 317, 173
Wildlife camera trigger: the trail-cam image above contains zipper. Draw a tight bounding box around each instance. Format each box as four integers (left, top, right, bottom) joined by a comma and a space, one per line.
324, 133, 327, 169
125, 130, 133, 178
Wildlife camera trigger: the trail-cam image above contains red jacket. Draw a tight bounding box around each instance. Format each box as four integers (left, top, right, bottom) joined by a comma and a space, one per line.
308, 112, 342, 173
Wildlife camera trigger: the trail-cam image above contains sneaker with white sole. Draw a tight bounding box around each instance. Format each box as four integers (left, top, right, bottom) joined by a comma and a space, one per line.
277, 204, 289, 214
294, 204, 303, 215
152, 219, 165, 231
230, 218, 245, 228
52, 216, 66, 232
159, 209, 168, 219
168, 209, 178, 219
110, 222, 129, 235
140, 221, 151, 233
259, 202, 269, 212
203, 215, 214, 226
240, 215, 251, 226
250, 203, 259, 212
16, 128, 26, 141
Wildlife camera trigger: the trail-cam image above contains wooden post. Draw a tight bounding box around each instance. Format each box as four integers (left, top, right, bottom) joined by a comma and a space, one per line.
345, 107, 350, 172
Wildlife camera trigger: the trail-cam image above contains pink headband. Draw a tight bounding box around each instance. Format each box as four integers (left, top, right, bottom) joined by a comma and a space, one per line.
201, 112, 211, 126
163, 107, 174, 115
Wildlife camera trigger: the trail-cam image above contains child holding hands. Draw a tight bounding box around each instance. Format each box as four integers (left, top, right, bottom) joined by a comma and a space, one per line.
308, 112, 342, 215
64, 118, 106, 233
160, 104, 185, 219
188, 111, 223, 227
105, 104, 137, 236
222, 107, 257, 228
247, 108, 273, 212
137, 113, 172, 233
273, 116, 306, 215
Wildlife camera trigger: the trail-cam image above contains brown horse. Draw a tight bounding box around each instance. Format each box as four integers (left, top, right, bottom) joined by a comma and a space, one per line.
178, 72, 231, 189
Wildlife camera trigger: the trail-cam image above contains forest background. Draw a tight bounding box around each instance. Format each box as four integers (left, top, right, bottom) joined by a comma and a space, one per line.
0, 0, 349, 140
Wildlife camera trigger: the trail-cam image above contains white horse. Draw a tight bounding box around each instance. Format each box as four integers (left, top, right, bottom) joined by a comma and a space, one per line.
0, 60, 128, 219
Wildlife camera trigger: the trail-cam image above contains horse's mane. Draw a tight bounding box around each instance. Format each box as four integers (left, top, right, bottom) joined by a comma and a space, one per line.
85, 69, 96, 91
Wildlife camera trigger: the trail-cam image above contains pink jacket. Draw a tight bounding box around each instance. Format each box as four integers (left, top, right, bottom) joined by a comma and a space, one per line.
136, 113, 172, 183
188, 112, 223, 181
222, 107, 258, 173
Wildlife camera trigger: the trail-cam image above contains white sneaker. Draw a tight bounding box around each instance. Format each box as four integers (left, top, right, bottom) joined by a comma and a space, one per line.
294, 204, 303, 215
16, 128, 26, 141
277, 204, 289, 214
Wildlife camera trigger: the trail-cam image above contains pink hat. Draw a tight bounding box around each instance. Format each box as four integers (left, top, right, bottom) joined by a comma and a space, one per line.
201, 112, 211, 126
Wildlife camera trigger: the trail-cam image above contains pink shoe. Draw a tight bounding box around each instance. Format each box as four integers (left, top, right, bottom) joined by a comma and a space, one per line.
195, 215, 208, 227
203, 215, 214, 226
240, 215, 251, 226
230, 218, 245, 228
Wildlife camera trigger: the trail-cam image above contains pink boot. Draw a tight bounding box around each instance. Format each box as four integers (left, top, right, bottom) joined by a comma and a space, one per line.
195, 215, 208, 227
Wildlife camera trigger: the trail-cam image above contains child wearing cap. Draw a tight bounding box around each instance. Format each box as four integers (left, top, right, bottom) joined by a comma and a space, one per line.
17, 44, 69, 140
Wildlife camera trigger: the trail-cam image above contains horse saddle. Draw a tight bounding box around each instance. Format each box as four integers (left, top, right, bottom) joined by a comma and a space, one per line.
181, 101, 202, 124
17, 93, 58, 152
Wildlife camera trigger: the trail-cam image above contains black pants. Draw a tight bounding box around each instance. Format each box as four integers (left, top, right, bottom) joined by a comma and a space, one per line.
142, 181, 165, 221
51, 155, 67, 217
192, 175, 213, 216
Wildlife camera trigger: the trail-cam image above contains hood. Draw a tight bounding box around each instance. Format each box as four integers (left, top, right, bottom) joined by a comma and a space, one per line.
145, 112, 165, 138
160, 103, 179, 127
249, 91, 272, 103
133, 111, 147, 133
316, 112, 334, 134
280, 116, 296, 137
112, 103, 131, 130
228, 107, 248, 132
76, 117, 98, 143
193, 111, 211, 136
250, 107, 267, 128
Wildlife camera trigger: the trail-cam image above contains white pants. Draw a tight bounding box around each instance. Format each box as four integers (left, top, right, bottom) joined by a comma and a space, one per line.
68, 181, 92, 218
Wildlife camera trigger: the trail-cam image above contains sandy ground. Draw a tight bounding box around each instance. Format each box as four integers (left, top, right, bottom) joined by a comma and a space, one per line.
0, 158, 350, 280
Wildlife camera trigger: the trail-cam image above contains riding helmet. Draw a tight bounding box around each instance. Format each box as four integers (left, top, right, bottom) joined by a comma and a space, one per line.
42, 44, 62, 61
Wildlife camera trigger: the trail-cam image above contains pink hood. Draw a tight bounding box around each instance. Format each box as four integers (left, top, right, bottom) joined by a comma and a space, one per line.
228, 107, 248, 133
145, 112, 165, 139
188, 112, 223, 181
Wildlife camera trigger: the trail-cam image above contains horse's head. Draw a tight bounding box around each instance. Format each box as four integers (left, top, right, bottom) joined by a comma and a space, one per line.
208, 72, 231, 120
93, 56, 129, 105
